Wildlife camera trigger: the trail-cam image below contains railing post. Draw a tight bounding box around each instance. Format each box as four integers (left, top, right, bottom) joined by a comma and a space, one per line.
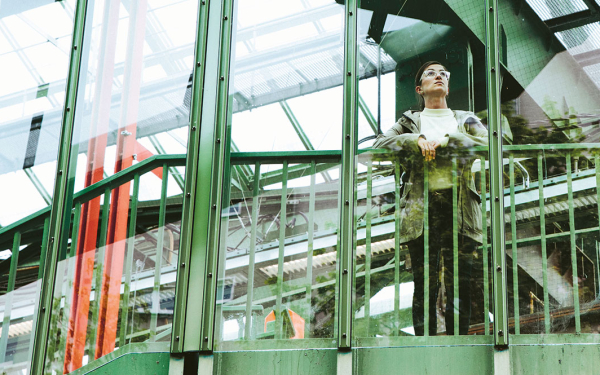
485, 0, 509, 350
30, 0, 89, 373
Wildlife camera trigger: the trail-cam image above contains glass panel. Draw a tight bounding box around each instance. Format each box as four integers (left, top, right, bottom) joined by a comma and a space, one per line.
0, 225, 47, 375
353, 0, 493, 344
216, 0, 344, 350
0, 1, 75, 372
0, 1, 75, 227
42, 0, 196, 371
499, 0, 600, 337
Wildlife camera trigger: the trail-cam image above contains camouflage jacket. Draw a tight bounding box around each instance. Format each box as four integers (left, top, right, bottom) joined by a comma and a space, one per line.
373, 110, 488, 244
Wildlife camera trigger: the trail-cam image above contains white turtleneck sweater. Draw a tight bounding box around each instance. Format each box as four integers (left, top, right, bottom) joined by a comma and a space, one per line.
420, 108, 458, 190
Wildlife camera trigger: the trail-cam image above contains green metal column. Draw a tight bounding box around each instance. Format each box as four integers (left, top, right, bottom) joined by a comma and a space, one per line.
30, 0, 88, 373
170, 0, 215, 354
170, 0, 234, 360
338, 0, 358, 351
485, 0, 508, 348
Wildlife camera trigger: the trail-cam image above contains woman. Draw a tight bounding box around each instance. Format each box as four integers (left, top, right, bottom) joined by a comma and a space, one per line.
373, 61, 487, 336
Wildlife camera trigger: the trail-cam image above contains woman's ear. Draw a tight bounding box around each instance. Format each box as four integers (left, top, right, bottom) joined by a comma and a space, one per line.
415, 86, 422, 95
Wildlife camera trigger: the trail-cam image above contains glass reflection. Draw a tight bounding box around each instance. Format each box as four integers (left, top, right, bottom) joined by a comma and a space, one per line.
498, 0, 600, 336
353, 0, 492, 341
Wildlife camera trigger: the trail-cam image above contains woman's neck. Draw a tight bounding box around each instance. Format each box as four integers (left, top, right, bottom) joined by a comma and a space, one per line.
424, 97, 448, 109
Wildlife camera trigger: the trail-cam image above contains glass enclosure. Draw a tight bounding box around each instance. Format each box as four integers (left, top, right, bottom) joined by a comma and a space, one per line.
352, 0, 493, 344
3, 0, 600, 372
215, 0, 345, 349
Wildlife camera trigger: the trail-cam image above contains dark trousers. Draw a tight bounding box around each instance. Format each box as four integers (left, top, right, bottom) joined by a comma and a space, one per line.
407, 189, 476, 336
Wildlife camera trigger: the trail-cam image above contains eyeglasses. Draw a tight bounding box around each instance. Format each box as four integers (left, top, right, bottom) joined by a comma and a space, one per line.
422, 69, 450, 80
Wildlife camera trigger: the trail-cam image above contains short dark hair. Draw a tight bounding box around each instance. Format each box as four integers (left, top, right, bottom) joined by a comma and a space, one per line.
415, 61, 448, 109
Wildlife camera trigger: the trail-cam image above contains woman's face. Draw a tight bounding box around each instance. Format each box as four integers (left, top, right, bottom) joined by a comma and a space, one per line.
416, 64, 450, 99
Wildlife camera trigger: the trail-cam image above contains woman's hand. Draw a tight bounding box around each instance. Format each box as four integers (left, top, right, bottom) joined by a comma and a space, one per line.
417, 138, 442, 161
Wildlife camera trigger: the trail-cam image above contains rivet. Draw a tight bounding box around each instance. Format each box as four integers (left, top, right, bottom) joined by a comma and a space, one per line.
212, 204, 217, 209
343, 269, 348, 274
346, 134, 350, 139
42, 307, 46, 312
66, 107, 71, 112
493, 131, 498, 136
50, 237, 55, 243
58, 170, 63, 175
342, 333, 347, 338
491, 67, 496, 73
349, 11, 353, 16
498, 330, 504, 336
347, 72, 351, 76
208, 273, 213, 278
216, 138, 221, 143
186, 193, 191, 198
496, 265, 502, 272
74, 45, 78, 50
176, 336, 180, 341
224, 16, 228, 20
345, 200, 349, 205
220, 76, 224, 81
202, 0, 205, 4
204, 336, 209, 342
489, 7, 493, 12
197, 62, 201, 67
192, 126, 197, 131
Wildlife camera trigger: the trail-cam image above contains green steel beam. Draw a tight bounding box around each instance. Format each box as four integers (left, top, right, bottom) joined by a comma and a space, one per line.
24, 168, 52, 205
337, 0, 358, 350
30, 0, 88, 372
170, 0, 210, 353
198, 0, 234, 352
358, 95, 378, 134
485, 0, 509, 348
280, 100, 315, 151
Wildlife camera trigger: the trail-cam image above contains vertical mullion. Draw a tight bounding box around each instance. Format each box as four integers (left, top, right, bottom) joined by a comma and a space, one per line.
338, 0, 358, 349
305, 161, 316, 338
0, 232, 21, 363
364, 160, 373, 337
566, 153, 581, 332
480, 157, 490, 335
90, 189, 111, 358
170, 0, 210, 353
394, 162, 401, 336
509, 155, 520, 334
538, 154, 550, 333
276, 161, 289, 339
485, 0, 508, 347
452, 157, 459, 336
244, 163, 261, 340
423, 161, 430, 336
151, 165, 169, 338
119, 174, 140, 346
31, 0, 88, 371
